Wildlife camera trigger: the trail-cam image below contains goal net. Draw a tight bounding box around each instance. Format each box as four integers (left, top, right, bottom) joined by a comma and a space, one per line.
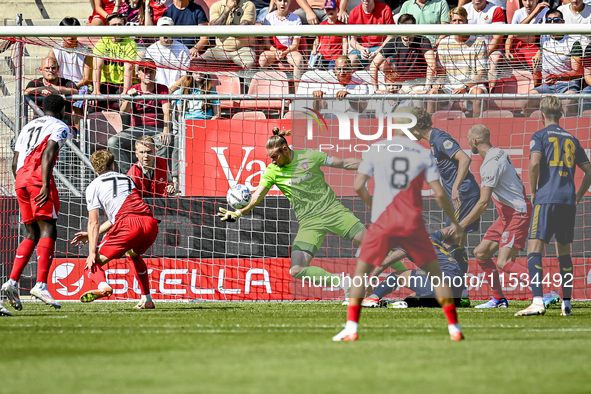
1, 22, 590, 302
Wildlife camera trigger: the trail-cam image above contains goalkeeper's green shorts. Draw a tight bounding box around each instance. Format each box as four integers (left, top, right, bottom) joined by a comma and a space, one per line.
292, 204, 365, 256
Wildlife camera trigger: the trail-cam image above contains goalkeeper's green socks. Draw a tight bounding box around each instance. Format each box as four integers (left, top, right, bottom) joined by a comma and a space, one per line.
295, 266, 341, 287
390, 260, 407, 272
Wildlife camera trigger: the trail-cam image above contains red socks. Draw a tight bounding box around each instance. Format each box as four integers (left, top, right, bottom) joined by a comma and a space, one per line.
442, 304, 459, 325
347, 304, 362, 322
36, 238, 55, 283
10, 238, 37, 281
501, 260, 529, 285
85, 263, 107, 286
127, 255, 151, 295
479, 258, 505, 300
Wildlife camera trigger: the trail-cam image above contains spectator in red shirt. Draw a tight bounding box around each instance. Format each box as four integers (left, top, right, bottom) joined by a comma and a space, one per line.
310, 0, 348, 70
348, 0, 395, 69
128, 135, 176, 197
108, 59, 172, 174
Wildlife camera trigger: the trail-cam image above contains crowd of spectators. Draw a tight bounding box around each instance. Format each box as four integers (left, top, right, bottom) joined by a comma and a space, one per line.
21, 0, 591, 188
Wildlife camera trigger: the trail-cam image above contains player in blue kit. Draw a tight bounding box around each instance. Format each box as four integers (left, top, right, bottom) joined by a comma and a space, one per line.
362, 229, 466, 308
409, 108, 480, 304
516, 96, 591, 317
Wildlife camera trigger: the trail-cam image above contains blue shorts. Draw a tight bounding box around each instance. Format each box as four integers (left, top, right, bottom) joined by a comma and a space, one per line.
349, 46, 381, 67
533, 81, 581, 94
446, 194, 481, 233
528, 203, 576, 244
408, 269, 464, 299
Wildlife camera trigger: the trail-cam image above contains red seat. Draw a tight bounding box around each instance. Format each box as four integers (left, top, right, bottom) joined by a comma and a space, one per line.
432, 110, 466, 120
240, 71, 289, 117
232, 111, 267, 120
481, 110, 514, 118
215, 75, 241, 109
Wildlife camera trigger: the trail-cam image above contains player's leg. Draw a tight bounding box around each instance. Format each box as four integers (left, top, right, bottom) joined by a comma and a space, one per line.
290, 222, 344, 291
556, 241, 573, 316
420, 259, 464, 341
516, 204, 551, 316
472, 239, 508, 308
2, 188, 39, 310
333, 259, 374, 342
1, 222, 39, 311
29, 219, 61, 309
352, 229, 407, 272
80, 254, 114, 303
554, 204, 577, 316
126, 216, 159, 309
403, 234, 464, 340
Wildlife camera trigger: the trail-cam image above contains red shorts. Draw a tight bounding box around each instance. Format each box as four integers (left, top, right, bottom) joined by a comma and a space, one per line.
88, 10, 107, 24
358, 223, 437, 267
99, 215, 159, 259
483, 210, 531, 250
16, 184, 60, 224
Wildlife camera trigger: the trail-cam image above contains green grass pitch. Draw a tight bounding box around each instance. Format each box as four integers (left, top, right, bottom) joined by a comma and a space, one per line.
1, 300, 590, 394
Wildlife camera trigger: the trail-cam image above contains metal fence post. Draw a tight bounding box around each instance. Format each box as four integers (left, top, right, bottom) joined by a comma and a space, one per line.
13, 14, 23, 136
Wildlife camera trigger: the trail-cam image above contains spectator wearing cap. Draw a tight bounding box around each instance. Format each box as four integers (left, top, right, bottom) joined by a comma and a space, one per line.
201, 0, 257, 68
523, 9, 582, 116
108, 60, 172, 174
348, 0, 395, 69
163, 0, 210, 57
92, 13, 137, 111
399, 0, 449, 45
144, 17, 192, 87
294, 0, 349, 24
310, 0, 348, 69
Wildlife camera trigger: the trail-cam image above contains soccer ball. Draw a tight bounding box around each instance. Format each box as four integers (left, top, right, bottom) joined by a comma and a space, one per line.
226, 184, 252, 209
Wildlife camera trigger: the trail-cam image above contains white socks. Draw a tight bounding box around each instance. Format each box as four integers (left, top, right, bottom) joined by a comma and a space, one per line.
448, 323, 462, 335
533, 296, 544, 306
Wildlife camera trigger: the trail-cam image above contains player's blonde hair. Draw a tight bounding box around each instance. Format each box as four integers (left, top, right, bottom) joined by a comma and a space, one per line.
91, 150, 115, 174
468, 124, 491, 144
540, 95, 562, 121
266, 127, 291, 150
135, 135, 156, 150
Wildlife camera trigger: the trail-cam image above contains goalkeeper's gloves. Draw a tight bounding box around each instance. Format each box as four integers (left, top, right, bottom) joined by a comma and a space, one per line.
218, 207, 243, 223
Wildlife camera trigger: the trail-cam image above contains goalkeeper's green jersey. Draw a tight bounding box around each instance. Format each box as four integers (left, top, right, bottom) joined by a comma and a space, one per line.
259, 149, 339, 221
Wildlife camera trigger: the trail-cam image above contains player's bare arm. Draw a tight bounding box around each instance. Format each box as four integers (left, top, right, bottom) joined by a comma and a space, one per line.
71, 220, 113, 246
450, 150, 471, 209
86, 208, 102, 269
459, 186, 493, 229
218, 185, 270, 222
529, 152, 542, 205
326, 157, 362, 170
11, 151, 18, 179
576, 162, 591, 204
354, 172, 372, 209
34, 140, 59, 207
430, 179, 464, 240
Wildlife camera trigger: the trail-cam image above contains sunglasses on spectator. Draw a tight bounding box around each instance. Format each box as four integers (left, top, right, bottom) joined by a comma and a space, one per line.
42, 66, 58, 71
546, 17, 564, 23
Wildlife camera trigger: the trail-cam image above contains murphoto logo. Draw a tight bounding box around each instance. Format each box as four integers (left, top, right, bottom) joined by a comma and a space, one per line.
302, 109, 416, 152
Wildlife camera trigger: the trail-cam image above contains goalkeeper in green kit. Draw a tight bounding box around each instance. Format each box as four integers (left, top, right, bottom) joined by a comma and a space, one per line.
218, 128, 407, 294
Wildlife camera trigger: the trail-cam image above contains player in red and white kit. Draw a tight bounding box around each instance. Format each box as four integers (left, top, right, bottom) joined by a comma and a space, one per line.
1, 95, 71, 311
71, 150, 158, 309
458, 124, 533, 308
333, 107, 465, 342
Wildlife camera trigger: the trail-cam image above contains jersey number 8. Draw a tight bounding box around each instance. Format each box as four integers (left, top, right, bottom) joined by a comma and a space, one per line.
391, 157, 409, 190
